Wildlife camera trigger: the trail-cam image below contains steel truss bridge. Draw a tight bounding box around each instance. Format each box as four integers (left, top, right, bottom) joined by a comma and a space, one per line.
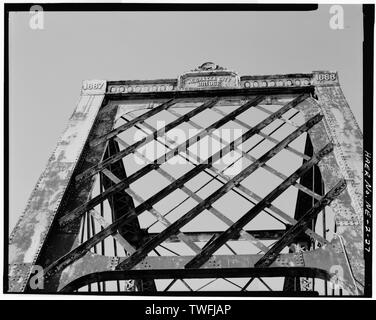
9, 66, 364, 296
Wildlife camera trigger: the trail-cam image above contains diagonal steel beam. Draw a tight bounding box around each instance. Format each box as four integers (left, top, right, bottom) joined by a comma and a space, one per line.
255, 104, 301, 128
90, 99, 176, 147
184, 142, 333, 269
115, 113, 324, 271
134, 112, 327, 245
48, 98, 281, 274
254, 179, 347, 268
60, 95, 265, 225
101, 168, 201, 253
145, 230, 289, 242
116, 120, 270, 253
167, 108, 322, 200
125, 118, 288, 229
76, 97, 221, 182
102, 168, 247, 289
212, 106, 309, 160
114, 135, 269, 252
60, 94, 305, 226
47, 107, 319, 279
89, 209, 136, 254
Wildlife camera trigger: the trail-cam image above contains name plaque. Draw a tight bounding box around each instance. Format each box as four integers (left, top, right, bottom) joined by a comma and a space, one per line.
178, 62, 240, 90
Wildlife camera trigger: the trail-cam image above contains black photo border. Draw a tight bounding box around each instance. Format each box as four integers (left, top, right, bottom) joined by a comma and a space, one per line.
3, 2, 374, 299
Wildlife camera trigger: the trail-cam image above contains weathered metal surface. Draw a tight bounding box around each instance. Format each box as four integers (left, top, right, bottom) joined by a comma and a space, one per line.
8, 80, 107, 292
61, 268, 330, 293
213, 106, 310, 160
303, 235, 359, 295
282, 134, 324, 291
102, 167, 201, 254
9, 66, 364, 296
126, 109, 269, 253
101, 139, 156, 292
145, 230, 289, 242
61, 94, 308, 227
100, 140, 141, 248
241, 73, 312, 89
169, 107, 322, 201
116, 131, 270, 254
76, 97, 221, 182
106, 72, 313, 95
296, 71, 364, 293
116, 114, 324, 271
57, 235, 355, 293
255, 180, 346, 268
291, 134, 323, 244
8, 262, 34, 293
121, 110, 326, 248
44, 95, 311, 278
89, 209, 135, 254
57, 252, 306, 291
107, 86, 314, 101
59, 96, 264, 225
184, 144, 334, 269
90, 98, 175, 147
36, 83, 119, 292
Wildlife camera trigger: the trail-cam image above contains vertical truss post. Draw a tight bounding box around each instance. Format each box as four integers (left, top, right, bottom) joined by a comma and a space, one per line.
283, 134, 324, 292
102, 139, 156, 292
8, 80, 108, 292
296, 71, 365, 293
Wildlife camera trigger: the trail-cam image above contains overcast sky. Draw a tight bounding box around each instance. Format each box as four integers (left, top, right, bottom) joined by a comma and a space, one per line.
9, 4, 363, 233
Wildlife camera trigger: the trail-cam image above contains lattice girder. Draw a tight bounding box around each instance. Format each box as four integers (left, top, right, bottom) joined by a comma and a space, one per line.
8, 69, 364, 296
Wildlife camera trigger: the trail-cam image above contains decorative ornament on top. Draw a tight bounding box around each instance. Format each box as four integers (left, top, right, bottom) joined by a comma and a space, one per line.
179, 62, 240, 90
193, 62, 226, 72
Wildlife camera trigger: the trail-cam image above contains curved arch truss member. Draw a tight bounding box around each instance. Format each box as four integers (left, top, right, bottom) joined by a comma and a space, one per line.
61, 267, 331, 293
56, 234, 358, 294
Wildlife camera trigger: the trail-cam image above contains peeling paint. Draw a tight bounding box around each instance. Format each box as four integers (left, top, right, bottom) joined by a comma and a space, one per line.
8, 81, 107, 292
9, 72, 365, 295
297, 73, 364, 292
